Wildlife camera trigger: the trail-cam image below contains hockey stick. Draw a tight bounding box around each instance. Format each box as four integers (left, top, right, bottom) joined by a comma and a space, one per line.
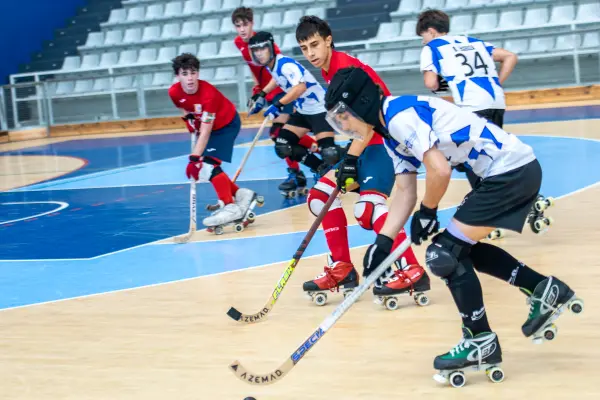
206, 117, 269, 212
226, 187, 341, 324
229, 237, 412, 385
174, 132, 198, 244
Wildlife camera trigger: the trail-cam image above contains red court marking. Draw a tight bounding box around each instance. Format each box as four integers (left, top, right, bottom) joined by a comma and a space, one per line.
47, 213, 60, 217
24, 218, 38, 222
3, 223, 14, 227
92, 202, 104, 207
70, 208, 83, 212
135, 194, 147, 198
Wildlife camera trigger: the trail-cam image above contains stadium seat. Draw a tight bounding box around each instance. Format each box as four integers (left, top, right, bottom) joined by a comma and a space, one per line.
99, 52, 118, 67
576, 2, 600, 21
164, 1, 184, 18
93, 78, 111, 91
282, 33, 297, 49
161, 23, 182, 40
202, 67, 216, 80
503, 38, 528, 54
118, 49, 138, 65
214, 66, 236, 81
139, 73, 154, 86
523, 7, 549, 26
473, 11, 498, 31
445, 0, 468, 9
469, 0, 490, 6
223, 0, 241, 9
138, 48, 158, 64
498, 9, 522, 29
403, 48, 421, 63
55, 81, 75, 95
81, 54, 101, 69
201, 18, 221, 35
401, 20, 417, 37
203, 0, 221, 13
581, 32, 599, 48
126, 7, 146, 22
145, 4, 164, 20
141, 25, 161, 42
220, 16, 235, 34
261, 12, 282, 29
84, 32, 104, 48
376, 22, 401, 41
356, 52, 378, 66
199, 41, 218, 56
183, 0, 202, 14
152, 72, 173, 86
61, 56, 81, 70
378, 50, 403, 66
104, 30, 124, 46
157, 46, 177, 62
113, 75, 134, 90
219, 40, 238, 56
421, 0, 445, 11
305, 7, 325, 19
262, 0, 279, 6
107, 8, 127, 24
123, 27, 142, 44
181, 20, 201, 37
549, 4, 575, 24
178, 43, 198, 55
529, 37, 555, 53
395, 0, 419, 14
451, 14, 473, 33
74, 79, 94, 93
283, 9, 304, 27
554, 34, 581, 51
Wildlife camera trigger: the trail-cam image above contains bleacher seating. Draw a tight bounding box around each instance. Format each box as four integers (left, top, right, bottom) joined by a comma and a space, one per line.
7, 0, 600, 126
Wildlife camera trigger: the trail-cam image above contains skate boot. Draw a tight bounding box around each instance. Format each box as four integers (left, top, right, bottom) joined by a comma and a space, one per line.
206, 199, 224, 213
303, 255, 359, 306
521, 276, 584, 344
373, 263, 431, 310
526, 194, 555, 234
279, 168, 308, 198
203, 203, 246, 235
433, 327, 504, 388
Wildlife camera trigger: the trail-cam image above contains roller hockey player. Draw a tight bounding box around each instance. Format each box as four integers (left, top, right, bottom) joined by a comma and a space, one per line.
325, 67, 583, 387
417, 9, 554, 239
247, 31, 343, 193
232, 7, 314, 197
168, 53, 260, 230
296, 16, 428, 308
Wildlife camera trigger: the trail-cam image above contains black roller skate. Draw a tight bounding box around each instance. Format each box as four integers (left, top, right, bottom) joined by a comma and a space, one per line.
527, 194, 555, 234
279, 168, 308, 198
433, 327, 504, 388
521, 276, 584, 344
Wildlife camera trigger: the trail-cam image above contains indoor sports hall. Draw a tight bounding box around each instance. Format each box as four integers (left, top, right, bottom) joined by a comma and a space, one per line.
1, 0, 599, 399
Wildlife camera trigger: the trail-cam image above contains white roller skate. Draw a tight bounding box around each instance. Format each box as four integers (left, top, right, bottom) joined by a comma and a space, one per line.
204, 203, 246, 235
235, 187, 264, 226
433, 327, 504, 388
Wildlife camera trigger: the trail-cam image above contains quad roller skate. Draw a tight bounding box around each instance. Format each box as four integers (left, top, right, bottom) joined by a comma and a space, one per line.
433, 327, 504, 388
527, 194, 555, 234
279, 168, 308, 198
521, 276, 584, 344
205, 189, 264, 235
373, 263, 431, 310
487, 228, 505, 240
303, 255, 358, 306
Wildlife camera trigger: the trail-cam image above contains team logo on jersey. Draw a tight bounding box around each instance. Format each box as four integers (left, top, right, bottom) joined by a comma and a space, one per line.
194, 104, 202, 113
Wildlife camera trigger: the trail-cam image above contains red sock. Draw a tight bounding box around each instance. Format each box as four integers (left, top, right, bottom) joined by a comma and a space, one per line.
373, 213, 420, 266
230, 181, 239, 196
299, 134, 317, 151
286, 158, 300, 170
210, 172, 234, 204
323, 208, 351, 263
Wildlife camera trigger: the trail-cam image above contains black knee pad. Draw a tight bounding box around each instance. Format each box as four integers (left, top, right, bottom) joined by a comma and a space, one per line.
317, 137, 340, 165
275, 129, 307, 161
426, 230, 473, 280
269, 122, 284, 142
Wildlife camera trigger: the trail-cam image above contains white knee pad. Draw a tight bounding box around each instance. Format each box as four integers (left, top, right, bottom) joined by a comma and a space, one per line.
354, 193, 388, 230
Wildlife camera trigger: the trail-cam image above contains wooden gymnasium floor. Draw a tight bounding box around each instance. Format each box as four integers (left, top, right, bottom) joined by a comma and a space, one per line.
0, 101, 599, 399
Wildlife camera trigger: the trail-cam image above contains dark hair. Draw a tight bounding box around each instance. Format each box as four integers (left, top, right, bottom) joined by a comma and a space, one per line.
172, 53, 200, 75
416, 9, 450, 36
295, 15, 334, 48
231, 6, 253, 24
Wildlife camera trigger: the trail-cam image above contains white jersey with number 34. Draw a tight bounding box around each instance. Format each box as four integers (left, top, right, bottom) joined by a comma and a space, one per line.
420, 35, 505, 112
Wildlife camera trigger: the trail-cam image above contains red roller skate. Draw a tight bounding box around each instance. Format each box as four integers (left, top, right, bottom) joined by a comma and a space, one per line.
373, 264, 431, 310
303, 256, 359, 306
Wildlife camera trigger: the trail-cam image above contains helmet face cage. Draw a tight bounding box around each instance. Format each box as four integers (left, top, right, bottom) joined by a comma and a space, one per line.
249, 36, 275, 66
325, 101, 366, 141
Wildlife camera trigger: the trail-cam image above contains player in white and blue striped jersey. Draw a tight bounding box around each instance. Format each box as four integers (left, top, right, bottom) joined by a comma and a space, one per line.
324, 67, 582, 385
417, 9, 518, 129
248, 31, 343, 179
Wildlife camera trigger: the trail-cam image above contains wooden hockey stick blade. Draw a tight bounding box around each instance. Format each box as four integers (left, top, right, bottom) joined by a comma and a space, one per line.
173, 230, 195, 243
230, 238, 412, 385
226, 188, 341, 324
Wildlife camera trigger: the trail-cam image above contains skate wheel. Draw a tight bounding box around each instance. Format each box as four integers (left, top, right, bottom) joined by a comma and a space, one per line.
533, 219, 546, 233
543, 324, 557, 341
214, 226, 224, 235
256, 196, 265, 207
545, 216, 554, 227
449, 371, 466, 388
247, 211, 255, 220
206, 227, 214, 233
384, 297, 399, 311
547, 197, 555, 206
569, 298, 584, 314
342, 289, 354, 299
486, 366, 505, 383
234, 224, 244, 233
299, 188, 309, 196
288, 190, 296, 198
415, 293, 430, 307
313, 292, 327, 306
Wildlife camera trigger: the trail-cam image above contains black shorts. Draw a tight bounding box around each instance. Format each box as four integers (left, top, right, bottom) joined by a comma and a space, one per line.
475, 108, 505, 128
286, 111, 332, 135
454, 160, 542, 232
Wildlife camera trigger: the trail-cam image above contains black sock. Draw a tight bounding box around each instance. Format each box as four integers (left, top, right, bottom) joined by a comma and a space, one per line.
470, 243, 546, 293
302, 153, 324, 171
446, 259, 492, 335
316, 136, 335, 149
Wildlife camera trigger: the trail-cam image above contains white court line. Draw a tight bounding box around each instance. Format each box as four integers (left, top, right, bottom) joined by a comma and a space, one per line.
1, 178, 598, 312
0, 201, 69, 225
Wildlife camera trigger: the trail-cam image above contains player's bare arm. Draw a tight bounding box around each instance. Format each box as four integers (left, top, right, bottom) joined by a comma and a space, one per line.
423, 70, 440, 91
380, 173, 418, 239
492, 47, 518, 84
421, 146, 451, 209
192, 114, 215, 156
276, 82, 307, 107
261, 78, 279, 95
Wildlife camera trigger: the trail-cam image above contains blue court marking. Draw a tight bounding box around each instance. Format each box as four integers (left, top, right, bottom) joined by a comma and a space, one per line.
505, 105, 600, 124
0, 135, 599, 310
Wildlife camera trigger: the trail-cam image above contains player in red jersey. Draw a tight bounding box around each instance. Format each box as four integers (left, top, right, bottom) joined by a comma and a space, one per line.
295, 16, 429, 308
232, 7, 317, 196
168, 53, 259, 229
